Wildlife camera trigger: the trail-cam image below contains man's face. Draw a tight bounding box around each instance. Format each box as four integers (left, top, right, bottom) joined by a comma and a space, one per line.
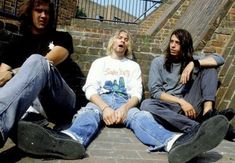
170, 34, 181, 56
112, 32, 129, 57
31, 2, 50, 34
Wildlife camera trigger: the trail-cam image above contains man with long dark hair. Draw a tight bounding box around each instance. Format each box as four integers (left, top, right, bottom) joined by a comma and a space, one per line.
140, 29, 235, 140
0, 0, 86, 158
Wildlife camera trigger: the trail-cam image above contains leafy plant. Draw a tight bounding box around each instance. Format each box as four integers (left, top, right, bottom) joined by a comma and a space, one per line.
75, 7, 87, 18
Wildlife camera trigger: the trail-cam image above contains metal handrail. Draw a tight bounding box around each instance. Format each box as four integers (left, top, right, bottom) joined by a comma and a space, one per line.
76, 0, 163, 24
134, 0, 163, 23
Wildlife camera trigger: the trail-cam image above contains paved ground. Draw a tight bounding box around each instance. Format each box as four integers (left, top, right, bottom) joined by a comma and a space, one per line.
0, 126, 235, 163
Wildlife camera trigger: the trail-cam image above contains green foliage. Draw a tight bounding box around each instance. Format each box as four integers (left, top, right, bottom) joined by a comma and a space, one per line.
75, 7, 87, 18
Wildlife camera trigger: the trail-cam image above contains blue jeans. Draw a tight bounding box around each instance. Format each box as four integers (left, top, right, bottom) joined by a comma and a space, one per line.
0, 54, 76, 144
63, 92, 175, 151
140, 68, 218, 133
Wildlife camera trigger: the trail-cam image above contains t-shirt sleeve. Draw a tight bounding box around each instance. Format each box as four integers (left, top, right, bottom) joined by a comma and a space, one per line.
53, 32, 74, 55
82, 59, 102, 100
0, 38, 23, 68
148, 57, 165, 99
0, 40, 10, 65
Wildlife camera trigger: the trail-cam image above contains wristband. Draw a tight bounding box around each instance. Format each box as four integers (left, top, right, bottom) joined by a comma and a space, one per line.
193, 59, 200, 68
102, 105, 109, 112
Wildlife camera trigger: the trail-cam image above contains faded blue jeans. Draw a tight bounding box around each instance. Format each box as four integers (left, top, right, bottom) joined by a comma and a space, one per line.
0, 54, 76, 145
140, 68, 218, 133
63, 92, 176, 151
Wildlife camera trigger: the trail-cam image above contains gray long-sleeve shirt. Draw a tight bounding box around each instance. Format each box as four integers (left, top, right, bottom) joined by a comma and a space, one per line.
148, 53, 224, 99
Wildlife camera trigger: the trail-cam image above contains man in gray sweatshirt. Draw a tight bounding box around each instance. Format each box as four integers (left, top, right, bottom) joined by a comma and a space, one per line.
140, 29, 235, 141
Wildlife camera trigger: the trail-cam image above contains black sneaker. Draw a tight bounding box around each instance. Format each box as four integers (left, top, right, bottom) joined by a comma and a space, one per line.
224, 124, 235, 141
21, 112, 49, 127
168, 115, 229, 163
202, 108, 235, 122
219, 108, 235, 121
17, 121, 85, 159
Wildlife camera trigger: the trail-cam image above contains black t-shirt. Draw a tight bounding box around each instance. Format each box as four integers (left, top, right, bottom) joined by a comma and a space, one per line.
0, 30, 87, 108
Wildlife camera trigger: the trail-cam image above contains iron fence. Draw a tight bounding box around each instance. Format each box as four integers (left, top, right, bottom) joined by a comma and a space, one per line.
0, 0, 163, 24
76, 0, 163, 24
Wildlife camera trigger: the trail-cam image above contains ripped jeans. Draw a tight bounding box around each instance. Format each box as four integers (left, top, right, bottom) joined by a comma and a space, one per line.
0, 54, 76, 144
62, 93, 176, 151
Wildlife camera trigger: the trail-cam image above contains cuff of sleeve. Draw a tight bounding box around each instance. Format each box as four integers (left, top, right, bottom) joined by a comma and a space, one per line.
85, 90, 98, 100
193, 59, 200, 68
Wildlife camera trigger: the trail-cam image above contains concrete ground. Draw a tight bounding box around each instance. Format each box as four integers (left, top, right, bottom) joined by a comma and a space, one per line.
0, 126, 235, 163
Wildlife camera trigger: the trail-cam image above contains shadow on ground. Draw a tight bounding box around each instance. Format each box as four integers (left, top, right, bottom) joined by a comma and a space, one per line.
0, 146, 26, 163
189, 151, 223, 163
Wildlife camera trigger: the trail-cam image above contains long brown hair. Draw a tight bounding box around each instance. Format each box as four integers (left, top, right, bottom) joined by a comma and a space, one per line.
18, 0, 55, 34
164, 29, 194, 73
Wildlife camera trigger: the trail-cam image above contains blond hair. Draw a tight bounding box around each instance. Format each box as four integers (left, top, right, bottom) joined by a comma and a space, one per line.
106, 30, 133, 59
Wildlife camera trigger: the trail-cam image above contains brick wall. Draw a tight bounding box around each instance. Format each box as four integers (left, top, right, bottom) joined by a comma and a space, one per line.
204, 4, 235, 110
1, 0, 24, 16
57, 0, 77, 25
1, 0, 235, 120
57, 0, 235, 114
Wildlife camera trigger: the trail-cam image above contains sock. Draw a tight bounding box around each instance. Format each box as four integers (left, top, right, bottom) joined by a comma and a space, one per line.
61, 130, 78, 141
165, 133, 183, 152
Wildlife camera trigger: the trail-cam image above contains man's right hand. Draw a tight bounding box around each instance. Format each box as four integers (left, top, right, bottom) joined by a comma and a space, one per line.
178, 98, 197, 119
0, 70, 13, 86
180, 61, 194, 84
102, 107, 116, 126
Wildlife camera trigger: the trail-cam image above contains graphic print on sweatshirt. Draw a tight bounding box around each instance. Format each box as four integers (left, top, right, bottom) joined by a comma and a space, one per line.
103, 77, 128, 99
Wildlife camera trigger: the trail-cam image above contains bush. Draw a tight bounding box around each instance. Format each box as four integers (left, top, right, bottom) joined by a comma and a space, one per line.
75, 7, 87, 18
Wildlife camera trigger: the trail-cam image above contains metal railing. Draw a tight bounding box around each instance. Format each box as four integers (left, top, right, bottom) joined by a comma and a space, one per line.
0, 0, 163, 25
76, 0, 163, 24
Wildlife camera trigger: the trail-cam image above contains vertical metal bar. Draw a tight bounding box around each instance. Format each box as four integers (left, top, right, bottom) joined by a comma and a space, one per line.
144, 0, 148, 18
2, 0, 6, 12
110, 0, 113, 20
100, 0, 103, 19
127, 0, 131, 22
107, 0, 110, 20
90, 0, 92, 19
114, 0, 117, 20
121, 0, 124, 21
95, 0, 98, 19
13, 0, 18, 16
135, 0, 138, 19
84, 0, 87, 18
131, 0, 135, 22
106, 0, 112, 20
101, 0, 107, 19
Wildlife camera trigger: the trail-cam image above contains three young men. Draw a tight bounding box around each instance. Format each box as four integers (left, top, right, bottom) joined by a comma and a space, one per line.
17, 29, 229, 163
0, 0, 233, 162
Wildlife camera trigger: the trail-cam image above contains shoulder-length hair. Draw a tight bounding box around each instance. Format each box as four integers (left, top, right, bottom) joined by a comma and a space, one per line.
18, 0, 55, 34
164, 29, 194, 72
106, 30, 133, 59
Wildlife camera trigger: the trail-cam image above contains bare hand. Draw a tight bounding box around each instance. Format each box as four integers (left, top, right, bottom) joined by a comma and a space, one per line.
0, 70, 13, 86
179, 99, 197, 119
102, 107, 116, 126
115, 106, 128, 124
180, 62, 194, 84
